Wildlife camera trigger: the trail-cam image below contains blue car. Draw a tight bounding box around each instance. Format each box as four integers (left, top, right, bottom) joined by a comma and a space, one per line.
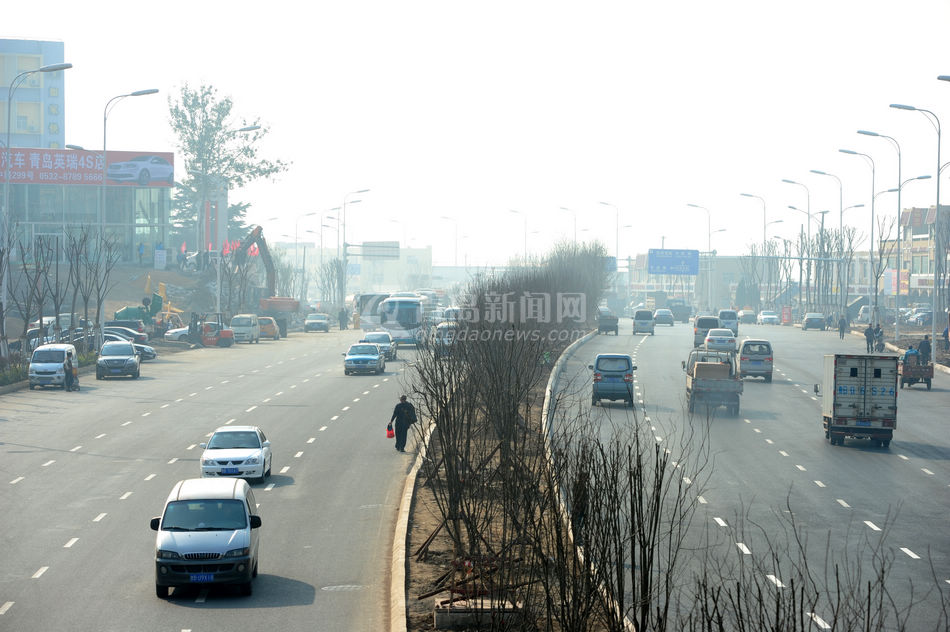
589, 353, 637, 407
343, 343, 386, 375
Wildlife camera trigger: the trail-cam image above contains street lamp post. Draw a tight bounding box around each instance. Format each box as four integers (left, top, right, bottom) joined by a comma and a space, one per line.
839, 149, 878, 324
892, 98, 942, 353
2, 62, 73, 356
781, 179, 812, 309
439, 216, 459, 267
599, 201, 621, 271
687, 203, 713, 310
787, 205, 815, 314
739, 193, 767, 251
559, 206, 577, 244
340, 188, 370, 305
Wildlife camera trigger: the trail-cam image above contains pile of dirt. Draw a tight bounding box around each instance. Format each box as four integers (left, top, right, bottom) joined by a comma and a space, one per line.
104, 265, 207, 319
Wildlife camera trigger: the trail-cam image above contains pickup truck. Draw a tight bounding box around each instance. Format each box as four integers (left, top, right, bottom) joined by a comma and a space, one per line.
682, 349, 743, 417
818, 354, 897, 447
596, 307, 619, 335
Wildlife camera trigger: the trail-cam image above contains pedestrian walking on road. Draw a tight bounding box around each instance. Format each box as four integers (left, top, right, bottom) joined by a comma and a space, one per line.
864, 325, 874, 353
389, 395, 417, 452
838, 316, 848, 340
918, 335, 932, 365
338, 308, 348, 331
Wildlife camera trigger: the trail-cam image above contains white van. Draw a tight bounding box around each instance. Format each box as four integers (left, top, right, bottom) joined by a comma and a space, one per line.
230, 314, 260, 344
29, 343, 77, 390
150, 478, 262, 598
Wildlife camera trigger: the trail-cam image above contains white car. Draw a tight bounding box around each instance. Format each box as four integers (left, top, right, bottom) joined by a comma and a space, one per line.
704, 328, 738, 353
200, 426, 272, 484
757, 310, 780, 325
164, 326, 190, 342
106, 155, 174, 186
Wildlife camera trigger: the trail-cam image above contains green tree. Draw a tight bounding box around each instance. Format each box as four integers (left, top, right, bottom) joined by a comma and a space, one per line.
167, 84, 288, 249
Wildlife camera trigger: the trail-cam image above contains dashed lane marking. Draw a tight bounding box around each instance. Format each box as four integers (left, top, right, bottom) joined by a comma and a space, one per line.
308, 437, 316, 443
120, 491, 132, 500
922, 468, 935, 476
187, 444, 196, 450
807, 613, 831, 629
32, 567, 48, 579
0, 602, 14, 615
280, 466, 290, 474
265, 483, 275, 491
736, 543, 752, 555
294, 451, 303, 458
714, 517, 727, 527
64, 538, 78, 548
779, 450, 789, 457
898, 454, 909, 460
814, 481, 826, 488
168, 458, 178, 464
698, 496, 707, 504
837, 499, 850, 508
145, 474, 156, 481
342, 406, 350, 411
865, 521, 881, 531
766, 574, 785, 588
93, 513, 107, 522
795, 465, 806, 471
10, 477, 24, 485
331, 415, 339, 421
70, 446, 82, 452
121, 421, 132, 427
901, 547, 921, 560
42, 460, 55, 467
246, 406, 257, 412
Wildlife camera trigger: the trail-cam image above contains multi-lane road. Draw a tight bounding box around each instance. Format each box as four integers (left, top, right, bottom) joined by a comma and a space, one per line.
0, 328, 416, 632
556, 320, 950, 627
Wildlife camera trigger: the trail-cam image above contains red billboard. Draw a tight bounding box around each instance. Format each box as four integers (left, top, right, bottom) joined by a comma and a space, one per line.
0, 148, 174, 187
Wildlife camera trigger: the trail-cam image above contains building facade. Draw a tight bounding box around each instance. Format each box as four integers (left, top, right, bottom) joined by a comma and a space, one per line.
1, 38, 67, 149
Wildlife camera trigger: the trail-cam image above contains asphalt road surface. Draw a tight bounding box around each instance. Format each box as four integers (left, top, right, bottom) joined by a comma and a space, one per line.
555, 319, 950, 627
0, 328, 416, 632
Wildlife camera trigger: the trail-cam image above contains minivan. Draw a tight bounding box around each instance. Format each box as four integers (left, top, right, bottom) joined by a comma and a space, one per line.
738, 339, 773, 382
151, 478, 262, 598
632, 309, 655, 335
717, 310, 739, 335
589, 353, 637, 407
230, 314, 260, 344
693, 316, 722, 347
29, 343, 77, 389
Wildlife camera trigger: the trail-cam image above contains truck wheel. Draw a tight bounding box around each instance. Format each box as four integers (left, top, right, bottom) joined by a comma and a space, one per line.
765, 374, 772, 383
591, 396, 597, 406
926, 379, 932, 390
687, 399, 694, 413
882, 439, 891, 448
900, 380, 905, 389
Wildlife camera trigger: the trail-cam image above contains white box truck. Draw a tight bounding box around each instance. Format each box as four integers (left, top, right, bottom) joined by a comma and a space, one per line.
820, 354, 898, 448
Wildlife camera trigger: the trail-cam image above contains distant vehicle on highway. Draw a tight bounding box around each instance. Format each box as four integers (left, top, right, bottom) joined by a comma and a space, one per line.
343, 343, 386, 375
738, 309, 757, 324
738, 339, 773, 382
304, 313, 331, 332
361, 331, 398, 360
200, 425, 272, 483
704, 328, 737, 353
717, 309, 739, 335
693, 315, 721, 347
96, 340, 141, 379
589, 353, 636, 407
757, 310, 780, 325
802, 313, 827, 331
653, 308, 675, 326
596, 307, 619, 335
259, 316, 280, 340
151, 478, 262, 598
378, 295, 425, 345
632, 309, 655, 335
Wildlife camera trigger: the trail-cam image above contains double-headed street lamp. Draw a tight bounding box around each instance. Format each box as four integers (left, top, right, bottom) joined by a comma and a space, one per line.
839, 148, 878, 322
339, 188, 370, 305
781, 179, 813, 308
2, 62, 73, 356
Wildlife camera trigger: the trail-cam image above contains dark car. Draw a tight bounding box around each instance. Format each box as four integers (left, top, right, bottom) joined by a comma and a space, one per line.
103, 333, 156, 360
653, 308, 675, 326
104, 326, 149, 344
589, 353, 637, 407
360, 331, 398, 360
596, 307, 619, 335
105, 319, 147, 334
802, 313, 826, 331
96, 340, 141, 379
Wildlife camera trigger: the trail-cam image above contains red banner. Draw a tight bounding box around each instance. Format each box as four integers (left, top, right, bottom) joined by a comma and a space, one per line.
0, 148, 174, 188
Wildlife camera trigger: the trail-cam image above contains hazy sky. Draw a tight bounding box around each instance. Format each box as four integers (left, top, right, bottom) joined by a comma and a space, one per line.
6, 0, 950, 266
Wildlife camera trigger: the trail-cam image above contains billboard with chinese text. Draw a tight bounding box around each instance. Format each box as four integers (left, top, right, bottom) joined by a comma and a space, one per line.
0, 148, 174, 187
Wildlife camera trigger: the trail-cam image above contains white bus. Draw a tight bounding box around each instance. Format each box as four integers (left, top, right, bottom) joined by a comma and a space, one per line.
355, 292, 391, 331
378, 296, 425, 345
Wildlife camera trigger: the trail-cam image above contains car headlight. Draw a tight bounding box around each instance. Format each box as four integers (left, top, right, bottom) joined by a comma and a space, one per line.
244, 455, 260, 465
156, 549, 182, 560
200, 457, 216, 466
126, 358, 137, 366
223, 547, 249, 558
97, 358, 107, 366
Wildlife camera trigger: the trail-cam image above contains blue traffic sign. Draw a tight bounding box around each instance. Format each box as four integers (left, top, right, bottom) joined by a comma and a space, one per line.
648, 249, 699, 275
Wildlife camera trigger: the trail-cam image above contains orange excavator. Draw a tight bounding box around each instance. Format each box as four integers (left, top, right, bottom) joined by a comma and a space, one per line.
234, 226, 299, 336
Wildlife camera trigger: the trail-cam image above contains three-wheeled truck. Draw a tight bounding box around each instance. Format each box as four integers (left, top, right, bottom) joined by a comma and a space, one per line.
817, 354, 898, 447
898, 354, 933, 390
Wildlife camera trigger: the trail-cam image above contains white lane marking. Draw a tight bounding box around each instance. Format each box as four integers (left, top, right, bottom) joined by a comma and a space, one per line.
814, 481, 826, 488
95, 433, 106, 439
753, 428, 761, 434
353, 398, 360, 402
795, 465, 806, 471
779, 450, 789, 457
175, 398, 183, 403
765, 439, 774, 444
811, 396, 818, 401
837, 499, 851, 508
205, 386, 213, 391
120, 492, 132, 500
736, 543, 752, 555
901, 547, 920, 559
767, 574, 785, 588
307, 437, 316, 443
698, 496, 707, 504
744, 419, 751, 424
122, 421, 132, 426
189, 392, 197, 397
655, 436, 663, 443
0, 602, 14, 615
362, 390, 370, 395
865, 521, 881, 531
10, 477, 24, 485
315, 373, 321, 377
294, 451, 303, 458
263, 398, 272, 403
922, 468, 935, 476
290, 384, 297, 389
225, 418, 235, 425
714, 517, 728, 527
145, 474, 156, 481
187, 444, 196, 450
280, 466, 290, 474
32, 567, 48, 579
383, 378, 389, 382
42, 460, 55, 467
683, 476, 692, 485
167, 458, 178, 464
70, 445, 82, 452
800, 389, 808, 394
265, 483, 275, 491
93, 513, 107, 522
645, 417, 651, 422
239, 374, 246, 378
898, 454, 909, 460
807, 612, 831, 629
342, 406, 350, 411
275, 392, 283, 397
221, 380, 229, 384
303, 378, 310, 383
319, 426, 327, 432
639, 399, 644, 405
246, 405, 257, 412
331, 415, 339, 421
64, 538, 78, 548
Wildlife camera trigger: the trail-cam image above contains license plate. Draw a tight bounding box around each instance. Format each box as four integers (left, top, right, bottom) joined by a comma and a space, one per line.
221, 467, 239, 475
856, 420, 871, 427
602, 376, 621, 382
749, 361, 762, 366
110, 369, 121, 374
190, 573, 214, 583
39, 377, 51, 383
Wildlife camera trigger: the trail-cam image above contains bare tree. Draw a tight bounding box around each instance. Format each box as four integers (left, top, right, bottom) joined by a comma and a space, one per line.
871, 216, 898, 324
